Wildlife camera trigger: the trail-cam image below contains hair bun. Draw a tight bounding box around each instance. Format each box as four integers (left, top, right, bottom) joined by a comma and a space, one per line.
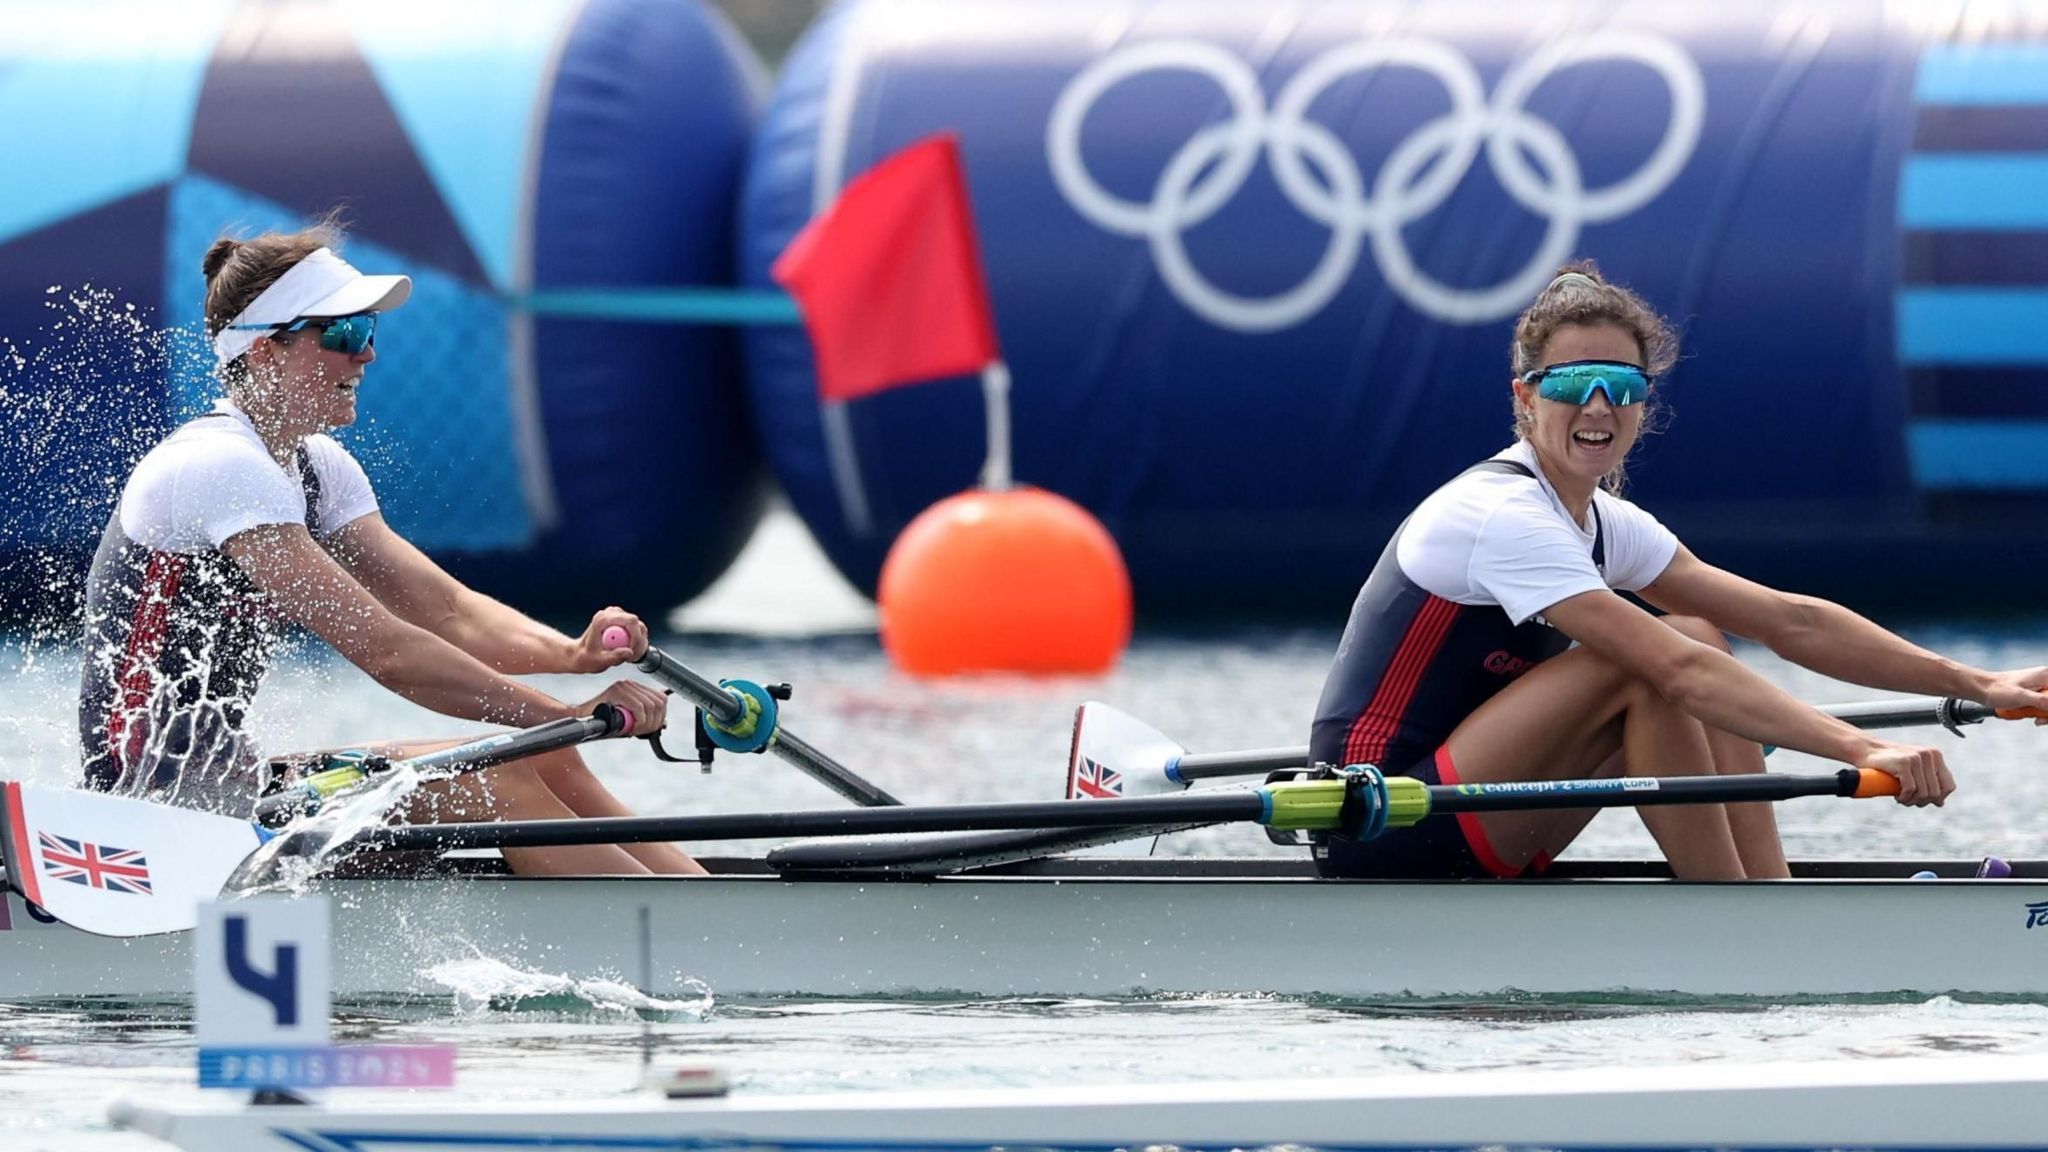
201, 238, 241, 282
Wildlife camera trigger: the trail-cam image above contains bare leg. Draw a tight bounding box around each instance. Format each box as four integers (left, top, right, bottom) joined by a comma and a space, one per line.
1660, 618, 1790, 879
528, 749, 705, 875
408, 761, 650, 876
1616, 676, 1745, 878
1495, 747, 1626, 863
1708, 725, 1789, 878
1440, 648, 1627, 866
299, 736, 702, 876
1442, 642, 1747, 880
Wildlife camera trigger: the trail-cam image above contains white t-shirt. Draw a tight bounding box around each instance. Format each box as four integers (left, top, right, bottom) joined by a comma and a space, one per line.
117, 400, 379, 549
1394, 441, 1679, 627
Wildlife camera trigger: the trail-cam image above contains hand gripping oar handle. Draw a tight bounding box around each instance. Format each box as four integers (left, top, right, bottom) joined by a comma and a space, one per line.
251, 704, 632, 825
351, 768, 1897, 853
629, 644, 901, 808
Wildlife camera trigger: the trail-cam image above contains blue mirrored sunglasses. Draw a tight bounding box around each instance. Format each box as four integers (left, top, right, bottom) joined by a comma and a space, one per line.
232, 312, 377, 355
1520, 359, 1649, 406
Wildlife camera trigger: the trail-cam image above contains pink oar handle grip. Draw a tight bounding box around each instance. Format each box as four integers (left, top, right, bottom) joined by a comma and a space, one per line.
602, 625, 631, 651
613, 706, 635, 736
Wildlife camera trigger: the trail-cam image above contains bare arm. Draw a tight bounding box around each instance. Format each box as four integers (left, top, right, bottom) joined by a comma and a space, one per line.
1544, 588, 1954, 802
1544, 589, 1876, 764
1638, 546, 2048, 713
322, 513, 644, 675
223, 521, 578, 726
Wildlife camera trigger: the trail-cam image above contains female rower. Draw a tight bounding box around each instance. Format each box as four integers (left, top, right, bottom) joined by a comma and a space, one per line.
78, 218, 701, 876
1309, 261, 2048, 880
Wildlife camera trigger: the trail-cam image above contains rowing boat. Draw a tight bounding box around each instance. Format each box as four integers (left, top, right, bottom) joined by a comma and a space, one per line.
7, 853, 2047, 1002
9, 647, 2045, 1004
107, 1053, 2048, 1150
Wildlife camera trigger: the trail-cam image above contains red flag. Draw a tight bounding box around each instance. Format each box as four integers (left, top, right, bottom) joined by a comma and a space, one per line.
772, 134, 1000, 402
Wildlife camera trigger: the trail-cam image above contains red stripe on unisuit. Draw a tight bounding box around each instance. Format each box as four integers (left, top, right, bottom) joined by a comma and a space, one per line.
1341, 595, 1451, 766
105, 552, 186, 769
1435, 745, 1526, 879
1342, 596, 1460, 767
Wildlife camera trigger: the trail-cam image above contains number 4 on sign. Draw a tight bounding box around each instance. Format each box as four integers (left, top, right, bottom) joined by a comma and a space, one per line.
195, 897, 331, 1049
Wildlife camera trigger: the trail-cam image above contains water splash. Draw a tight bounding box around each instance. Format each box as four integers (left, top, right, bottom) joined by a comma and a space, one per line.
0, 287, 207, 782
0, 287, 202, 637
423, 955, 714, 1019
223, 758, 436, 895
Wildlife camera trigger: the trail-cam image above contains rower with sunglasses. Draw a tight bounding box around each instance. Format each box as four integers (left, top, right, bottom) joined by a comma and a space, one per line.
1308, 262, 2048, 881
76, 220, 701, 877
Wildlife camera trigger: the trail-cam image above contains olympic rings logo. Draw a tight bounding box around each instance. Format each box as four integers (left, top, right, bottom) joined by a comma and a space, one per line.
1046, 32, 1704, 330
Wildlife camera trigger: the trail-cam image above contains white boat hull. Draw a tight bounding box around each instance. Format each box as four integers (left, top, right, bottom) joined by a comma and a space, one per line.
10, 858, 2048, 1001
109, 1054, 2048, 1150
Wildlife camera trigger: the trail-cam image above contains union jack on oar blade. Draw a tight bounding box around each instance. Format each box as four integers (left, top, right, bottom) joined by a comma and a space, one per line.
1072, 756, 1123, 798
38, 831, 153, 895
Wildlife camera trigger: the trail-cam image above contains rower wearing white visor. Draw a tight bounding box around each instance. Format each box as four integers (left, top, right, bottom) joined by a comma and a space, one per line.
1309, 260, 2048, 880
78, 216, 701, 876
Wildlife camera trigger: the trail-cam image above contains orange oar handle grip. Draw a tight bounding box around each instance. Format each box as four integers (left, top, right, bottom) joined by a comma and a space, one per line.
1851, 769, 1902, 799
1995, 706, 2048, 721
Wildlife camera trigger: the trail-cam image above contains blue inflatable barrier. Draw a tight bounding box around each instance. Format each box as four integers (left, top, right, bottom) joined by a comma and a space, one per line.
742, 0, 2048, 612
0, 0, 766, 618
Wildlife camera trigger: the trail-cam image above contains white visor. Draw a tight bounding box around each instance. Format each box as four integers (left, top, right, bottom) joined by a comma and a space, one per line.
211, 247, 412, 368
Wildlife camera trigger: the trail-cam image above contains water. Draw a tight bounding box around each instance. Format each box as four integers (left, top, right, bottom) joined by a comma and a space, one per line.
7, 517, 2048, 1147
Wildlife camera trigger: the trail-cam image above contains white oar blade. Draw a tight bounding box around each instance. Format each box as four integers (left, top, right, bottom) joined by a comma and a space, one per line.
0, 782, 266, 938
1068, 701, 1191, 800
1063, 702, 1194, 857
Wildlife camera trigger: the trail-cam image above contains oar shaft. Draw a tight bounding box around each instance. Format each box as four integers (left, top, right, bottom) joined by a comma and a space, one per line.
1823, 697, 1991, 730
355, 790, 1269, 852
770, 729, 900, 809
400, 713, 618, 776
353, 768, 1890, 853
635, 646, 744, 726
1418, 769, 1871, 818
1160, 697, 2003, 782
252, 709, 624, 824
1171, 748, 1305, 782
633, 646, 901, 808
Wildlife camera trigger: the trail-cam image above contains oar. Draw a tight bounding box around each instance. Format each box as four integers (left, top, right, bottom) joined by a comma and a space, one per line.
620, 636, 900, 808
1827, 698, 2043, 732
252, 704, 633, 825
756, 694, 2048, 874
1089, 696, 2048, 789
346, 767, 1903, 854
1027, 696, 2048, 863
0, 708, 636, 939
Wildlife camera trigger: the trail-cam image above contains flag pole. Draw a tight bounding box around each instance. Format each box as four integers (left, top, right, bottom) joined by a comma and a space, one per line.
978, 359, 1013, 491
822, 400, 874, 534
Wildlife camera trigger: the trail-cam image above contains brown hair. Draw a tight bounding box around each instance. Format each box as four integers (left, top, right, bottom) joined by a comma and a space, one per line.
1509, 259, 1679, 493
203, 212, 347, 386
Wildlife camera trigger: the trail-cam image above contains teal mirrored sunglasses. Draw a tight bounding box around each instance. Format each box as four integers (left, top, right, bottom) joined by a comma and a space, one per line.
1520, 359, 1649, 406
231, 312, 377, 356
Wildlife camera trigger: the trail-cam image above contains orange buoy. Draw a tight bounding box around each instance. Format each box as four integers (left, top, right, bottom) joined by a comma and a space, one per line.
878, 486, 1132, 676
